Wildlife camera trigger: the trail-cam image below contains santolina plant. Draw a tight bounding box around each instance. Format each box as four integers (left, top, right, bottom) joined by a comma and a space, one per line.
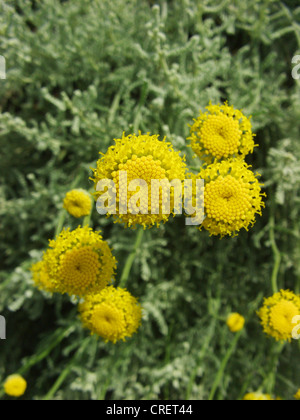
2, 0, 300, 401
29, 102, 269, 346
23, 100, 300, 400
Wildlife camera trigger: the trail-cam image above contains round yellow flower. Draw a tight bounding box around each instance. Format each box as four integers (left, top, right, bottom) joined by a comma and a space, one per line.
31, 259, 56, 293
79, 286, 142, 343
43, 226, 116, 297
198, 159, 265, 237
258, 290, 300, 342
92, 132, 187, 228
227, 313, 245, 333
63, 189, 92, 218
188, 102, 256, 163
294, 389, 300, 400
4, 374, 27, 397
243, 392, 273, 401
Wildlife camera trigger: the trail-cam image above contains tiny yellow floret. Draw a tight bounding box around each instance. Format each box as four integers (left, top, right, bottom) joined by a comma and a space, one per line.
4, 374, 27, 397
227, 313, 245, 333
294, 389, 300, 400
243, 392, 273, 401
63, 189, 92, 218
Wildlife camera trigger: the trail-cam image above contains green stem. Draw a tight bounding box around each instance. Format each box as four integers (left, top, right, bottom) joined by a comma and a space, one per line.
269, 215, 281, 294
98, 377, 111, 400
55, 209, 67, 238
83, 203, 93, 228
262, 341, 285, 395
190, 166, 201, 172
43, 337, 91, 401
0, 326, 75, 399
186, 318, 218, 400
20, 326, 75, 376
208, 293, 263, 400
119, 227, 144, 288
208, 329, 243, 401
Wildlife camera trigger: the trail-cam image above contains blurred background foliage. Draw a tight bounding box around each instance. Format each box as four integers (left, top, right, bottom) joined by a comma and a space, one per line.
0, 0, 300, 400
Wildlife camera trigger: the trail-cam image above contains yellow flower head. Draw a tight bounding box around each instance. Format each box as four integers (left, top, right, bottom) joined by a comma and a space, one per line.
92, 132, 187, 229
79, 285, 142, 343
258, 290, 300, 342
63, 189, 92, 218
31, 259, 56, 293
189, 102, 256, 163
42, 226, 116, 297
227, 313, 245, 333
198, 159, 265, 237
4, 374, 27, 397
294, 389, 300, 400
243, 392, 273, 401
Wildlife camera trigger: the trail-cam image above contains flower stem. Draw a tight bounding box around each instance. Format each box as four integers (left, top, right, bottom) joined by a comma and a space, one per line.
0, 325, 75, 399
119, 227, 144, 288
208, 329, 243, 401
190, 166, 200, 172
83, 205, 93, 228
43, 336, 91, 400
208, 293, 263, 400
262, 341, 285, 395
186, 318, 218, 400
269, 215, 281, 294
55, 209, 67, 238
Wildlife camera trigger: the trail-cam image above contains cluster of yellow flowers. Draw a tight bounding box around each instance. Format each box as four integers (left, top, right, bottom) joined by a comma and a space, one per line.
12, 101, 297, 400
31, 225, 142, 344
25, 102, 267, 396
189, 102, 265, 238
32, 102, 266, 338
91, 103, 265, 238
